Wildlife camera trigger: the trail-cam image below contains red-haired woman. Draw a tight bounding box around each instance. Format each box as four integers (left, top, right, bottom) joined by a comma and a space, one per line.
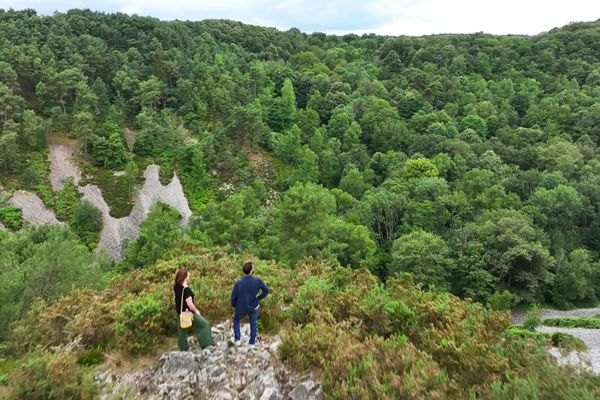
174, 268, 214, 350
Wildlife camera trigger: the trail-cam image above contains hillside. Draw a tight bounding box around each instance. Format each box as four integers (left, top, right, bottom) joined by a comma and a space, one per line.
1, 8, 600, 398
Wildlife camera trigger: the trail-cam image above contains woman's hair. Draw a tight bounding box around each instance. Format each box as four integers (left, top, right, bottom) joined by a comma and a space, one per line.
174, 268, 188, 286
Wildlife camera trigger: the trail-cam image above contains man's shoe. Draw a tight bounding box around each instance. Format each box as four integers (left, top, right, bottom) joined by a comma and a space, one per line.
234, 340, 242, 347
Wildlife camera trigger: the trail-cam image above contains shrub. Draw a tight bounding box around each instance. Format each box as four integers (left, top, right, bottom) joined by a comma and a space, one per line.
55, 178, 80, 221
522, 306, 541, 331
124, 203, 183, 268
115, 290, 173, 354
0, 206, 23, 230
71, 200, 103, 248
11, 351, 97, 400
89, 132, 131, 169
76, 347, 105, 366
489, 290, 513, 311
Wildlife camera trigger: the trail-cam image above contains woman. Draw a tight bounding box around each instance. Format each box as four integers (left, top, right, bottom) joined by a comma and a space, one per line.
173, 268, 214, 350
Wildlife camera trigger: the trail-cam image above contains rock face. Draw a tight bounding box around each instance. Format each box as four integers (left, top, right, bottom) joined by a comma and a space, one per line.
49, 142, 81, 191
48, 142, 192, 261
8, 191, 61, 225
98, 322, 322, 400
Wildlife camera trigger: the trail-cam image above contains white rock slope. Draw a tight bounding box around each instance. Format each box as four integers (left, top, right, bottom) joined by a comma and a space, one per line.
9, 191, 61, 225
48, 142, 192, 261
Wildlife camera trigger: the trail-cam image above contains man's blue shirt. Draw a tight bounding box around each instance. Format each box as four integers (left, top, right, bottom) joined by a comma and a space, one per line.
231, 275, 270, 315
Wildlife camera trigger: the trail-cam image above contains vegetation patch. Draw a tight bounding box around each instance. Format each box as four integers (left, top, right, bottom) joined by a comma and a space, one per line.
0, 206, 22, 231
80, 162, 136, 218
505, 326, 586, 351
543, 317, 600, 329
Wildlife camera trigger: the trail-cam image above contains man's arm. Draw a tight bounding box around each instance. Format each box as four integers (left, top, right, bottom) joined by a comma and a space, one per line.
230, 281, 238, 308
256, 279, 270, 300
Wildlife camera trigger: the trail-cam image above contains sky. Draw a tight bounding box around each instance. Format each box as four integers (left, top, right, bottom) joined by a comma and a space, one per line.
1, 0, 599, 36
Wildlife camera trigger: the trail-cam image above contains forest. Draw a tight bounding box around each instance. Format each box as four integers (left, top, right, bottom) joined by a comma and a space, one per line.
1, 8, 600, 398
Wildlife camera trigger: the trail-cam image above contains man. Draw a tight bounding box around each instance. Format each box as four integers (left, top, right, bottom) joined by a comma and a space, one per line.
230, 261, 270, 345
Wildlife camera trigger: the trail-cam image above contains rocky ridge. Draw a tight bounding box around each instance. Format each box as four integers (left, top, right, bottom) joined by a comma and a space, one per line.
97, 321, 322, 400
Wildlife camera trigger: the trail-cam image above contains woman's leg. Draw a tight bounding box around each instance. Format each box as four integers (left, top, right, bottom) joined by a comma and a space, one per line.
177, 319, 189, 351
193, 314, 215, 349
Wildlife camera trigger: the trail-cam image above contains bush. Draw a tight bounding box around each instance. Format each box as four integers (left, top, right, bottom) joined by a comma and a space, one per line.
124, 203, 183, 268
489, 290, 513, 311
89, 132, 131, 169
55, 178, 80, 221
0, 206, 23, 230
11, 351, 97, 400
0, 226, 110, 343
115, 290, 173, 354
71, 200, 103, 248
522, 306, 541, 331
76, 347, 105, 367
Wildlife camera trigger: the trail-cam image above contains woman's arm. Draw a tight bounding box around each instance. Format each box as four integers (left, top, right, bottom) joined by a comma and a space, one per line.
185, 296, 202, 316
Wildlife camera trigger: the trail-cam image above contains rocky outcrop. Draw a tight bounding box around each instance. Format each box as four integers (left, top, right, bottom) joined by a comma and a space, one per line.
48, 140, 81, 191
97, 322, 322, 400
48, 142, 193, 261
8, 191, 61, 225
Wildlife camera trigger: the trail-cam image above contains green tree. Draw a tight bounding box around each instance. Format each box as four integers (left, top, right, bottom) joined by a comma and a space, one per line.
339, 164, 370, 199
124, 160, 139, 198
71, 200, 103, 248
19, 110, 49, 150
390, 230, 453, 290
124, 204, 183, 268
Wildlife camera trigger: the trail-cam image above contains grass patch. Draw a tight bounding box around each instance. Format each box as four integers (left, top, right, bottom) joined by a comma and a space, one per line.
543, 317, 600, 329
79, 162, 136, 218
0, 358, 15, 386
505, 326, 587, 351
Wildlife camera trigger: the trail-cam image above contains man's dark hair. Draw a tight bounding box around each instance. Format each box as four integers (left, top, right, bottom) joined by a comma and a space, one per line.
243, 262, 253, 275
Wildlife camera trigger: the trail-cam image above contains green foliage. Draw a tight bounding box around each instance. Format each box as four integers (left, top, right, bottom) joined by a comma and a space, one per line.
115, 291, 172, 354
552, 249, 599, 308
0, 225, 109, 342
523, 306, 542, 331
390, 230, 452, 290
488, 290, 513, 311
11, 351, 97, 400
193, 188, 263, 253
542, 317, 600, 329
124, 203, 183, 268
54, 178, 81, 221
83, 163, 134, 218
89, 132, 131, 169
0, 205, 22, 231
76, 347, 104, 366
70, 200, 103, 248
259, 182, 376, 267
3, 11, 600, 398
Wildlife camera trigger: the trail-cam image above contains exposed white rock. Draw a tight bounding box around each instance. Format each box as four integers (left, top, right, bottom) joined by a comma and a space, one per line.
48, 142, 193, 261
49, 142, 81, 191
8, 191, 61, 225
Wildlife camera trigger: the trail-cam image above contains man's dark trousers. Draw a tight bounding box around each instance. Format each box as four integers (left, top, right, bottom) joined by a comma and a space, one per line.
234, 306, 259, 344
